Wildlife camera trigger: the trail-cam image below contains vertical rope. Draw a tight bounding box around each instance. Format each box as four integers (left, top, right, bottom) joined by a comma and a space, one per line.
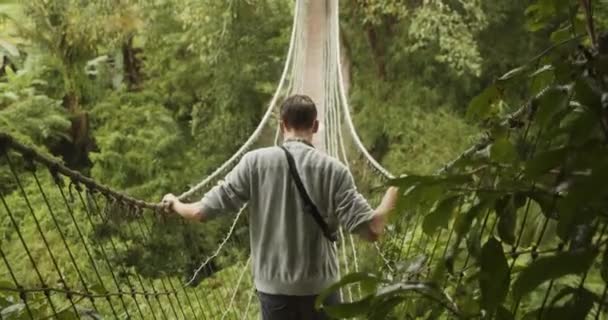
220, 257, 251, 320
175, 220, 204, 319
31, 171, 100, 314
72, 189, 126, 318
241, 288, 256, 320
4, 153, 73, 317
121, 206, 181, 319
87, 193, 168, 319
0, 246, 35, 319
31, 170, 99, 312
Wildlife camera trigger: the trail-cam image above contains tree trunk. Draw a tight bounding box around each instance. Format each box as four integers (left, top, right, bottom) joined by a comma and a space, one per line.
0, 56, 16, 77
122, 35, 143, 91
365, 25, 387, 80
55, 91, 92, 170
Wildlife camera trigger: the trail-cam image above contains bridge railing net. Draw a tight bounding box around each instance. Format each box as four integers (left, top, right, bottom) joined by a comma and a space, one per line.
0, 133, 258, 319
341, 85, 608, 318
330, 2, 608, 314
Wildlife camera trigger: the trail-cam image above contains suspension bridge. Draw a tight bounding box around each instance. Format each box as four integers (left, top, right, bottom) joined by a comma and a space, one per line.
2, 0, 608, 319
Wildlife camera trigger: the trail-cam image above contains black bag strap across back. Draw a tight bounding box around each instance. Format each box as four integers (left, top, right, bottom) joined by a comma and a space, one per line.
279, 146, 337, 242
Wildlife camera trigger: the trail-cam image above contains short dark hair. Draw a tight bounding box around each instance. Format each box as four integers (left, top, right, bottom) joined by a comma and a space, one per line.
280, 94, 317, 130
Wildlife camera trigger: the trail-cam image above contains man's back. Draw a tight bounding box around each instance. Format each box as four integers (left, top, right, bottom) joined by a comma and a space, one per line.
249, 140, 373, 295
162, 94, 398, 320
199, 140, 374, 295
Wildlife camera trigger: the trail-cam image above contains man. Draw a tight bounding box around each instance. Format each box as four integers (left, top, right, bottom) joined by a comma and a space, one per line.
162, 94, 399, 320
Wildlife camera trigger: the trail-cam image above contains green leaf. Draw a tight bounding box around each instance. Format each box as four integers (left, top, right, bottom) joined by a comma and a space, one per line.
402, 254, 428, 275
390, 174, 471, 190
602, 247, 608, 283
375, 282, 455, 318
324, 296, 374, 318
479, 238, 510, 311
497, 66, 528, 83
430, 262, 447, 284
315, 273, 383, 309
396, 174, 470, 214
574, 78, 601, 112
558, 108, 598, 145
528, 64, 554, 79
389, 174, 437, 190
368, 296, 404, 320
550, 26, 572, 44
467, 85, 500, 121
535, 87, 569, 128
490, 137, 518, 164
496, 198, 517, 245
466, 221, 482, 260
400, 184, 445, 213
557, 163, 608, 238
496, 305, 514, 320
530, 73, 555, 96
553, 59, 577, 85
524, 147, 568, 179
455, 198, 493, 236
512, 248, 598, 299
423, 196, 459, 236
528, 192, 557, 219
522, 288, 595, 320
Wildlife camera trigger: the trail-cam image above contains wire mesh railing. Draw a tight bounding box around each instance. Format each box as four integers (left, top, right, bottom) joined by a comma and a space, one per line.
332, 26, 608, 318
0, 133, 255, 319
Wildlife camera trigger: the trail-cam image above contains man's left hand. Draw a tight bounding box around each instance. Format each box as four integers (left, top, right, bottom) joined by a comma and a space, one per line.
161, 193, 178, 213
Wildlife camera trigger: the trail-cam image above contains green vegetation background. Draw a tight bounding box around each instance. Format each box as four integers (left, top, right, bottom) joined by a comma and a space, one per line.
1, 0, 604, 319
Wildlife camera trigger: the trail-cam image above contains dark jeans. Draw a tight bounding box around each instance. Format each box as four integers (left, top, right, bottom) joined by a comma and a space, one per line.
257, 291, 340, 320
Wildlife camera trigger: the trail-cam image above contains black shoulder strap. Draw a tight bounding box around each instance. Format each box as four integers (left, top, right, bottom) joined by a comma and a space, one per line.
279, 146, 337, 242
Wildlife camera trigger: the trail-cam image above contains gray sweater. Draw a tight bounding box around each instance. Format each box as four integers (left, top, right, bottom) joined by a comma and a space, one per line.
197, 140, 374, 295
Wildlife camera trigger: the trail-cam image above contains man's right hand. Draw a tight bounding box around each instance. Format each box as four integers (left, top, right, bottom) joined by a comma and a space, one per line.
361, 187, 400, 242
379, 186, 399, 213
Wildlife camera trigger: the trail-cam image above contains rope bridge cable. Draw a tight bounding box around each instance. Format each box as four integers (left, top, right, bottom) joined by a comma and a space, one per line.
176, 0, 302, 203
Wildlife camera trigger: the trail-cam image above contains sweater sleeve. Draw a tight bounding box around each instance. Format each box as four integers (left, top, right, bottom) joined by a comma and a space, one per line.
333, 167, 374, 233
196, 153, 251, 219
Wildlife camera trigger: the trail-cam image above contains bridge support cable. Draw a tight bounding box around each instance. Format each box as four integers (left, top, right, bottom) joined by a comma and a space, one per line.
242, 288, 257, 320
186, 205, 248, 288
325, 0, 401, 279
324, 0, 349, 304
220, 257, 251, 320
177, 0, 303, 203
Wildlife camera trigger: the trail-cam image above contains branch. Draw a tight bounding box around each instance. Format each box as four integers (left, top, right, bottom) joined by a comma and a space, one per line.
579, 0, 597, 47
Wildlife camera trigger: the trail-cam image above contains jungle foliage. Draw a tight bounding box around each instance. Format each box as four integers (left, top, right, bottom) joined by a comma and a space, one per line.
2, 0, 606, 319
322, 0, 608, 319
